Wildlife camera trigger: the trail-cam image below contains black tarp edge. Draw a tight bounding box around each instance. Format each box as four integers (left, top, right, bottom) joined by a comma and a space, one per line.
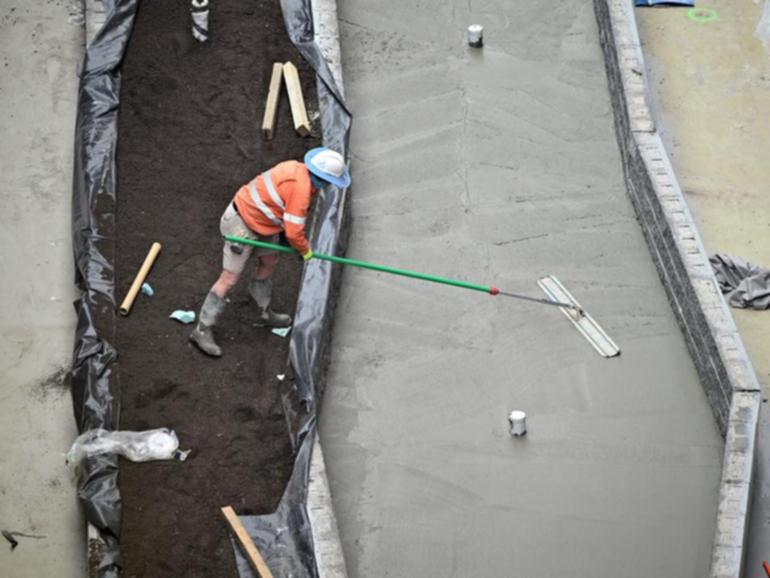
70, 0, 351, 576
72, 1, 137, 576
233, 1, 352, 576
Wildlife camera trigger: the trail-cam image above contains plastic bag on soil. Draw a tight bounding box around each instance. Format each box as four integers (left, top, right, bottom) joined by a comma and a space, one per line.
66, 428, 185, 471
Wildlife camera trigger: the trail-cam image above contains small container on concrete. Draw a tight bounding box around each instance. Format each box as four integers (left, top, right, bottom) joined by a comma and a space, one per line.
191, 0, 209, 42
509, 410, 527, 436
467, 24, 484, 48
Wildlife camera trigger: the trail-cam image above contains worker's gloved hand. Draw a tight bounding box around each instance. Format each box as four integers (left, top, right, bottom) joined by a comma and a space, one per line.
302, 250, 314, 261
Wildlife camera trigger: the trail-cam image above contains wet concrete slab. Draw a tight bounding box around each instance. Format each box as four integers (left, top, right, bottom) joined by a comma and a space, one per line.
0, 1, 85, 576
319, 1, 724, 577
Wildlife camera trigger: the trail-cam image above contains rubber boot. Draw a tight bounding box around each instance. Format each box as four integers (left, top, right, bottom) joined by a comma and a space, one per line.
189, 291, 225, 357
248, 278, 292, 327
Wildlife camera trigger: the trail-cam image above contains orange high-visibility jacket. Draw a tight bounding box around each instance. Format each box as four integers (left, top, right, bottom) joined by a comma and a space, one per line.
233, 160, 315, 255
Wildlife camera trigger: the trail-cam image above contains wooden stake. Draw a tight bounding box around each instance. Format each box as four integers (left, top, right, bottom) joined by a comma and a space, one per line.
261, 63, 284, 140
119, 242, 161, 316
282, 61, 311, 137
221, 506, 275, 578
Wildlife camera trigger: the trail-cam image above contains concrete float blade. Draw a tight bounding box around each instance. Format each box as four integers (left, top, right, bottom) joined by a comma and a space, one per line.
537, 275, 620, 358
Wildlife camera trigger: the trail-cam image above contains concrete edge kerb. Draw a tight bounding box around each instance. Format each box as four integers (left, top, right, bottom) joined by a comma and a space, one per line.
593, 2, 760, 577
306, 0, 349, 575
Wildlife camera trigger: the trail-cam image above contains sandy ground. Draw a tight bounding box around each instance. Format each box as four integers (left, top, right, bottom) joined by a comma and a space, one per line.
319, 1, 723, 577
638, 1, 770, 386
637, 2, 770, 575
0, 1, 86, 577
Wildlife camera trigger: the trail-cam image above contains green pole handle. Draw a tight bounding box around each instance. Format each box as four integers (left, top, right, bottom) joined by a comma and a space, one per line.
224, 235, 496, 295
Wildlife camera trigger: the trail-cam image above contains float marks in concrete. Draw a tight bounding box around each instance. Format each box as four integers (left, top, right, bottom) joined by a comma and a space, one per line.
0, 1, 85, 577
321, 1, 723, 577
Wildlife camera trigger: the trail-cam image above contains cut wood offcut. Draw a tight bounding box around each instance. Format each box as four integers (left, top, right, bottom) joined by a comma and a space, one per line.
283, 62, 311, 136
261, 63, 283, 140
261, 61, 311, 139
221, 506, 275, 578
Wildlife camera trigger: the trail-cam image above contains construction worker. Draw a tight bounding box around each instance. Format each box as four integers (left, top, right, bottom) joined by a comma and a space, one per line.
190, 147, 351, 357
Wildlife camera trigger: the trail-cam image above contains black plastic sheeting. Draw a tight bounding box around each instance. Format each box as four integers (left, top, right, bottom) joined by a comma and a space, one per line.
70, 1, 351, 576
71, 2, 138, 576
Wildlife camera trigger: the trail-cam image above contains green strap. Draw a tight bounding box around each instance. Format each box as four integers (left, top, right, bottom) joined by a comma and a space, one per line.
224, 235, 494, 294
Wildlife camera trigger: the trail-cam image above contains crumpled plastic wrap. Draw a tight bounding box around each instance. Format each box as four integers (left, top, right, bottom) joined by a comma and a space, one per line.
710, 253, 770, 310
66, 428, 186, 471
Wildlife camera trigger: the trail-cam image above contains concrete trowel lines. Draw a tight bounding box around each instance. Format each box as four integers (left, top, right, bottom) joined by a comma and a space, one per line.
321, 1, 723, 577
595, 1, 762, 576
0, 1, 86, 577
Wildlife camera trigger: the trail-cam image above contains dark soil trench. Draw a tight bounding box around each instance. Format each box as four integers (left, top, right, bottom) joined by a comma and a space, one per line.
113, 1, 319, 576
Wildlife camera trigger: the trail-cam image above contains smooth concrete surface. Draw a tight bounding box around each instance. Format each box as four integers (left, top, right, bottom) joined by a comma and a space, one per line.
637, 3, 770, 575
0, 1, 85, 577
320, 1, 724, 577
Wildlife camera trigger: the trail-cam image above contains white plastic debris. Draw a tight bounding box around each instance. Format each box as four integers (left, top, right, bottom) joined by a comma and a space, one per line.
141, 282, 154, 296
271, 326, 291, 338
169, 310, 196, 324
66, 428, 187, 470
468, 24, 484, 47
508, 410, 527, 437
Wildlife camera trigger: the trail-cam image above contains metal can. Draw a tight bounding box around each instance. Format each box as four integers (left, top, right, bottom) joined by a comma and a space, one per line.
467, 24, 484, 48
509, 410, 527, 436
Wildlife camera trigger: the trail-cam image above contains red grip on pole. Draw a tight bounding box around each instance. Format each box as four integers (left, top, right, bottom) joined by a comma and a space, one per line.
489, 286, 499, 295
762, 560, 770, 577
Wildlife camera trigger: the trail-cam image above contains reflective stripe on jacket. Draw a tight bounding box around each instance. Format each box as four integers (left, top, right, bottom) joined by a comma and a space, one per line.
233, 160, 314, 255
